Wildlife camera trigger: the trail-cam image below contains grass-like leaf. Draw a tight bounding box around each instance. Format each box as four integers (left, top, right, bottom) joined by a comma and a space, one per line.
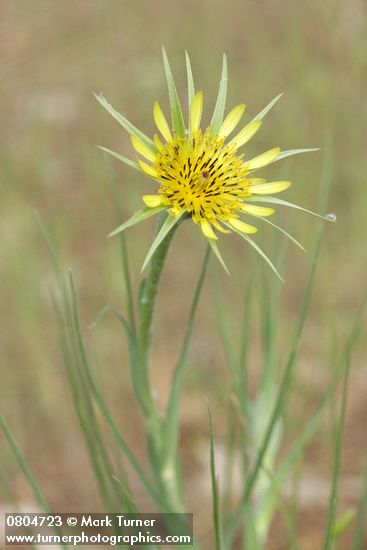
163, 246, 210, 470
208, 405, 224, 550
323, 292, 367, 549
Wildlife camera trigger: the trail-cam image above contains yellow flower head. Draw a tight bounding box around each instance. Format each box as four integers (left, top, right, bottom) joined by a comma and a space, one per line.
96, 50, 328, 275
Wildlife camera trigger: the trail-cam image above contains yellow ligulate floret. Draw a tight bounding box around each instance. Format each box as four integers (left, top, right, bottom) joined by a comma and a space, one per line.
154, 102, 172, 143
245, 147, 280, 170
218, 104, 246, 139
229, 218, 258, 234
138, 160, 159, 178
241, 204, 275, 217
143, 195, 164, 207
131, 135, 157, 163
190, 91, 203, 133
229, 119, 262, 149
250, 180, 291, 194
200, 219, 218, 240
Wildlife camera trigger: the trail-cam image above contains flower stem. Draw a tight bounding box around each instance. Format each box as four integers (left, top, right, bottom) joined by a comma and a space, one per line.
137, 213, 180, 506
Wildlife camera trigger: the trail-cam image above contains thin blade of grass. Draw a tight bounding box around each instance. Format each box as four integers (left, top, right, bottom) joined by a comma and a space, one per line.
225, 143, 333, 547
67, 273, 167, 509
0, 414, 69, 547
162, 246, 210, 470
323, 292, 367, 549
103, 153, 137, 340
208, 404, 224, 550
351, 460, 367, 550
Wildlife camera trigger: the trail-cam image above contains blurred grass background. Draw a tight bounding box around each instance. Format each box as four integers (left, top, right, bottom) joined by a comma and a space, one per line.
1, 0, 366, 547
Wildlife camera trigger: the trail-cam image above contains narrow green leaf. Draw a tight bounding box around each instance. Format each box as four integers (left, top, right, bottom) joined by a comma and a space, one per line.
208, 405, 224, 550
210, 54, 228, 135
208, 239, 230, 274
98, 146, 140, 171
246, 195, 335, 222
250, 93, 283, 123
333, 508, 357, 537
352, 460, 367, 550
0, 415, 51, 513
163, 246, 210, 468
162, 47, 185, 137
67, 275, 166, 508
94, 92, 155, 150
141, 212, 183, 272
260, 216, 306, 251
102, 152, 137, 342
89, 304, 134, 342
108, 206, 165, 237
323, 292, 367, 549
185, 51, 195, 112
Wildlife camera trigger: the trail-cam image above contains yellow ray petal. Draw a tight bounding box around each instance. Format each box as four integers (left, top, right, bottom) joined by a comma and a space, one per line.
138, 159, 158, 178
154, 133, 164, 152
228, 218, 258, 234
200, 219, 218, 240
211, 218, 231, 234
218, 104, 246, 139
190, 91, 203, 133
245, 147, 281, 170
142, 195, 164, 208
240, 204, 275, 217
131, 135, 157, 162
250, 180, 291, 194
229, 119, 262, 148
154, 101, 172, 142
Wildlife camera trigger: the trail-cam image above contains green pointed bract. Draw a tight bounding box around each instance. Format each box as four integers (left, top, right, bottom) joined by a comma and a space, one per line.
210, 54, 228, 135
226, 224, 283, 282
141, 211, 184, 272
274, 148, 320, 162
260, 217, 306, 251
208, 239, 230, 275
250, 93, 283, 123
108, 207, 165, 237
94, 92, 155, 151
185, 51, 195, 113
98, 146, 140, 171
162, 47, 185, 138
246, 195, 333, 221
